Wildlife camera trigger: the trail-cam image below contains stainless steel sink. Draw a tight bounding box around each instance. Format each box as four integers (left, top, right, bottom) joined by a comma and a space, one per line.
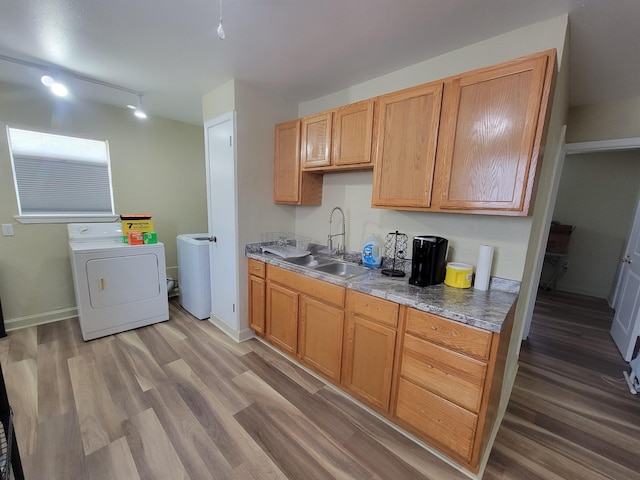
282, 254, 332, 267
313, 261, 369, 278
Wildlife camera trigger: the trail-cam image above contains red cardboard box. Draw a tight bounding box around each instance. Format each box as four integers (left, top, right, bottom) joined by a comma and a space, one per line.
546, 223, 574, 254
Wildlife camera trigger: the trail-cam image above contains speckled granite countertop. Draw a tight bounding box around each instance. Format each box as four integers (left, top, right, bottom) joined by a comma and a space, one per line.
246, 243, 519, 333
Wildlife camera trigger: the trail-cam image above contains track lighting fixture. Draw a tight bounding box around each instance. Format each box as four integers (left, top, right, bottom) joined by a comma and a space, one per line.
0, 53, 148, 120
217, 0, 226, 39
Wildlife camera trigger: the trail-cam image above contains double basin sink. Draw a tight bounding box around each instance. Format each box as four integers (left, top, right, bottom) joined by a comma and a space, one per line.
281, 254, 370, 279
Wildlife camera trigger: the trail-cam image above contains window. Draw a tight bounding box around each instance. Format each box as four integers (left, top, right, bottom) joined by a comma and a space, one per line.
7, 127, 116, 223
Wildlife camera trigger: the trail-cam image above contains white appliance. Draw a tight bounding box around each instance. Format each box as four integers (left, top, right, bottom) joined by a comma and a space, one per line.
177, 233, 211, 319
68, 223, 169, 341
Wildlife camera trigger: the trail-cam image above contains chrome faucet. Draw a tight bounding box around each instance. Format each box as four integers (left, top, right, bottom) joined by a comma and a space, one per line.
327, 206, 346, 256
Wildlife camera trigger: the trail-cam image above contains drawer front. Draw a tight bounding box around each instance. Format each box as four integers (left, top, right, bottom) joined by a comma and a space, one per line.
406, 308, 492, 360
267, 265, 345, 308
248, 258, 266, 278
347, 290, 399, 327
401, 334, 486, 413
396, 378, 477, 461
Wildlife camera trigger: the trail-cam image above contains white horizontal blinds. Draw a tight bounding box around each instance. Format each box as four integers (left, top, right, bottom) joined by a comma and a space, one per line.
8, 128, 114, 215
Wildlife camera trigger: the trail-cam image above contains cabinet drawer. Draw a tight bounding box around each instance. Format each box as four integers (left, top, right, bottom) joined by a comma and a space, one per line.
401, 334, 486, 413
347, 290, 399, 327
267, 265, 345, 308
396, 378, 477, 461
248, 258, 266, 278
406, 308, 492, 360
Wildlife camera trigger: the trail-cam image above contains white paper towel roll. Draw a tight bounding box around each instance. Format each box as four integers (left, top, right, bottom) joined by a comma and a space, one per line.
474, 245, 494, 291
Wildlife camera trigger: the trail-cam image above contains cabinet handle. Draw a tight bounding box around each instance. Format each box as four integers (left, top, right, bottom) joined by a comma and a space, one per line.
99, 277, 105, 290
252, 266, 261, 271
431, 326, 438, 331
427, 364, 433, 369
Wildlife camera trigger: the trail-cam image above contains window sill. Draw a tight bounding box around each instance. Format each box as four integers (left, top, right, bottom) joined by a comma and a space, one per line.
14, 215, 119, 224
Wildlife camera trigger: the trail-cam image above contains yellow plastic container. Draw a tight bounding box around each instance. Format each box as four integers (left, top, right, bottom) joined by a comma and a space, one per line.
444, 262, 473, 288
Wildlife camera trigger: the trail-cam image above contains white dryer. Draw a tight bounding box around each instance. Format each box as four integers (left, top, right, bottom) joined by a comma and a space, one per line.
68, 223, 169, 341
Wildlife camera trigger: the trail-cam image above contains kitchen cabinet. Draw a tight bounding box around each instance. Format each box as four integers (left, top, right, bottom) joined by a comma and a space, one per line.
392, 306, 514, 472
301, 99, 376, 173
341, 290, 399, 412
298, 296, 344, 382
301, 112, 332, 168
265, 265, 345, 379
432, 52, 555, 214
266, 281, 298, 355
371, 49, 555, 215
371, 81, 443, 208
248, 259, 266, 337
273, 119, 323, 205
331, 99, 376, 168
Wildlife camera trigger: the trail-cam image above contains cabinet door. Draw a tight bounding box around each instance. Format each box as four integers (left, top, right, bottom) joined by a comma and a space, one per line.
274, 120, 302, 203
299, 296, 344, 382
274, 120, 323, 205
434, 53, 552, 214
332, 99, 375, 167
248, 275, 265, 336
266, 282, 299, 355
342, 314, 397, 412
301, 112, 332, 169
372, 82, 443, 208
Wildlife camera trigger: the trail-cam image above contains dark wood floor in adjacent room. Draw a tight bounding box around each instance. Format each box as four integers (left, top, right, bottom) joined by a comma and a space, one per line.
1, 291, 638, 480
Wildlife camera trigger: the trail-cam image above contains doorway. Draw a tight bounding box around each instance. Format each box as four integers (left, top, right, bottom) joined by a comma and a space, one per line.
536, 137, 640, 361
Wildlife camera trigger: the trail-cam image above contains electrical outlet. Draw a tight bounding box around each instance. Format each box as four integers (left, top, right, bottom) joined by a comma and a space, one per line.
2, 224, 14, 236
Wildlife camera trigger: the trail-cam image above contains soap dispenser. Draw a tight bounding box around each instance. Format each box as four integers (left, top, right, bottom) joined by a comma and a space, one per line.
362, 233, 382, 269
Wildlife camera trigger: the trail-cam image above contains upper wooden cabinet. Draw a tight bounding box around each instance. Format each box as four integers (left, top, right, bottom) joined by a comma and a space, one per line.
301, 112, 333, 168
372, 49, 556, 216
274, 119, 323, 205
433, 53, 554, 214
371, 82, 444, 208
302, 99, 376, 172
332, 99, 376, 168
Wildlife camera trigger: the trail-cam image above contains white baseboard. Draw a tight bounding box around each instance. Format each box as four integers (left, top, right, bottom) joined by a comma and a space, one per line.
206, 314, 255, 343
4, 307, 78, 332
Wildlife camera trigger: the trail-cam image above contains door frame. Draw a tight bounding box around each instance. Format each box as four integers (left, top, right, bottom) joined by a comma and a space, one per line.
522, 134, 640, 340
204, 111, 241, 340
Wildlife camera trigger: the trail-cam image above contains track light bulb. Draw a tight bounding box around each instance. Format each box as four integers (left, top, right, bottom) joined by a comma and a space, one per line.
41, 74, 69, 97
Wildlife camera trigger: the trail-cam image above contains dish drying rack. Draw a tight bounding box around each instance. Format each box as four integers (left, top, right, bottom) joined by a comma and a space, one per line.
260, 232, 311, 258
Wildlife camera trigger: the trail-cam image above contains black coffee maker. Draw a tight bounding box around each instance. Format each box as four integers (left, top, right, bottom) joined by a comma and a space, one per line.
409, 236, 448, 287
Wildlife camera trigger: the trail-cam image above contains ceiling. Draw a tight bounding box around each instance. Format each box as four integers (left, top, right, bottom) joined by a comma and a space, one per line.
0, 0, 639, 126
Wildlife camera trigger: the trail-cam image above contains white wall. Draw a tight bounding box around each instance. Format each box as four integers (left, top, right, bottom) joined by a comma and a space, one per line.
548, 150, 640, 297
295, 16, 569, 281
202, 79, 299, 337
568, 96, 640, 142
0, 81, 207, 327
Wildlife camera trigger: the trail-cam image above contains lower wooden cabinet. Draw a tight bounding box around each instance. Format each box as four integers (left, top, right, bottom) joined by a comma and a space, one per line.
341, 290, 399, 413
248, 259, 266, 336
299, 296, 344, 381
250, 261, 515, 474
265, 265, 345, 376
266, 282, 298, 355
392, 306, 514, 472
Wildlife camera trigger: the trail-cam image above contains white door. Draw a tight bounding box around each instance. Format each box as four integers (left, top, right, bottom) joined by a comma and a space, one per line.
611, 194, 640, 361
205, 112, 238, 331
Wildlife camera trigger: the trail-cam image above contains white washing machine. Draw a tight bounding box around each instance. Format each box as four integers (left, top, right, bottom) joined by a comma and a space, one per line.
68, 223, 169, 341
177, 233, 211, 319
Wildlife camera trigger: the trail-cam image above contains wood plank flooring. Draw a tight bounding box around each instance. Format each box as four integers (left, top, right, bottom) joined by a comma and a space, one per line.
0, 292, 638, 479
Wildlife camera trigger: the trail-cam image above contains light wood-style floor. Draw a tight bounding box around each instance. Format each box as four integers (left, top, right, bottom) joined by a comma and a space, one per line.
1, 291, 638, 479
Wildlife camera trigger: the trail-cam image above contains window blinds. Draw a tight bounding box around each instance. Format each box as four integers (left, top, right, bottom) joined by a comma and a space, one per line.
7, 128, 114, 216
